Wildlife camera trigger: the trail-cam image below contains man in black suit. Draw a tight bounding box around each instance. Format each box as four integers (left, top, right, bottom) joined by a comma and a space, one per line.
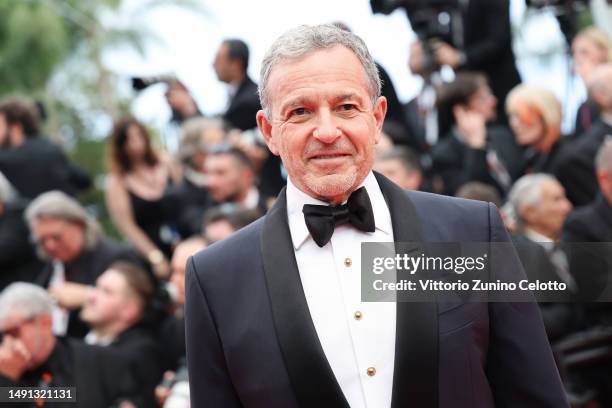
185, 24, 567, 407
0, 97, 91, 200
80, 261, 161, 408
213, 39, 261, 131
563, 137, 612, 243
214, 38, 286, 199
430, 72, 524, 197
0, 282, 137, 408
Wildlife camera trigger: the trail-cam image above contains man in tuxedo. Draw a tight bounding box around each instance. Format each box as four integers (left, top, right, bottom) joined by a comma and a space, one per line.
185, 24, 568, 407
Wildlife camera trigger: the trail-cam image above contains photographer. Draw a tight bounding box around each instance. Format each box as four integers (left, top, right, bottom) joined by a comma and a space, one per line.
377, 0, 521, 124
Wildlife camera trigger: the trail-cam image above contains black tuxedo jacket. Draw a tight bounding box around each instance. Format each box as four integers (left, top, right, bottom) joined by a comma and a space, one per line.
223, 76, 261, 131
185, 174, 568, 407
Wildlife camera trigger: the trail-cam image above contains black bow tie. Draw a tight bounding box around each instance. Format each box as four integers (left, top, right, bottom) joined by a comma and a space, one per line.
302, 187, 375, 247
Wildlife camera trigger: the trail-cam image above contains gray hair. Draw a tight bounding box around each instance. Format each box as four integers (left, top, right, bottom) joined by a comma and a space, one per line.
24, 190, 102, 251
596, 136, 612, 172
0, 171, 16, 204
178, 117, 226, 165
0, 282, 54, 322
508, 173, 558, 225
259, 24, 381, 119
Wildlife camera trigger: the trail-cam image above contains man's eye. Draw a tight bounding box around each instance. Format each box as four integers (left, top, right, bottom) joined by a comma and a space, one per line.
338, 104, 356, 111
291, 108, 308, 116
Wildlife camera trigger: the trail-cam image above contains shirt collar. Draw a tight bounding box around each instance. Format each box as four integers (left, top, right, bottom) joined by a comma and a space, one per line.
286, 171, 392, 250
524, 228, 554, 244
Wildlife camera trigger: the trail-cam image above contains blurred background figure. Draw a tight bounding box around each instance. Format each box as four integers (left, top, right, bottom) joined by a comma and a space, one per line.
202, 204, 261, 244
504, 84, 592, 205
509, 173, 573, 244
213, 38, 286, 199
163, 79, 203, 154
164, 117, 226, 238
213, 38, 260, 131
25, 190, 141, 338
558, 63, 612, 206
105, 117, 180, 280
507, 174, 578, 342
155, 237, 206, 408
572, 27, 612, 136
455, 181, 502, 208
374, 146, 423, 190
0, 282, 137, 408
0, 97, 91, 200
431, 72, 523, 197
0, 172, 42, 290
563, 137, 612, 242
205, 145, 266, 212
80, 261, 160, 408
382, 0, 521, 125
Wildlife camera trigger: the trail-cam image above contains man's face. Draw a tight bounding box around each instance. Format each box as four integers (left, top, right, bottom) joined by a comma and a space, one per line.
467, 85, 497, 123
257, 45, 387, 204
80, 270, 130, 327
0, 312, 53, 369
509, 110, 545, 147
524, 180, 572, 239
32, 218, 85, 263
165, 85, 192, 113
205, 154, 250, 203
170, 241, 205, 305
204, 219, 236, 243
374, 158, 421, 190
213, 43, 233, 83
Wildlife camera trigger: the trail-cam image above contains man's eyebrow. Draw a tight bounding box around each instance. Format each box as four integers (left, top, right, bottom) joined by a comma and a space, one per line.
332, 93, 364, 104
279, 98, 308, 114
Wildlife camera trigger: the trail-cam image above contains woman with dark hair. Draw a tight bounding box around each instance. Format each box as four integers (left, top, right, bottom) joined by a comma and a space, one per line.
105, 117, 180, 279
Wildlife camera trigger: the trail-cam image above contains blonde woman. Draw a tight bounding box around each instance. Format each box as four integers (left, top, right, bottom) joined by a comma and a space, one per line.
572, 26, 612, 135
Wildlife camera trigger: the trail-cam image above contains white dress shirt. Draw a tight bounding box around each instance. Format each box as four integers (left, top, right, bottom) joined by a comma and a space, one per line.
286, 172, 396, 408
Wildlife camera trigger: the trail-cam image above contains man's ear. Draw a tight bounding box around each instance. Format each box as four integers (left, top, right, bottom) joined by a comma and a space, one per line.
256, 110, 279, 155
373, 96, 387, 144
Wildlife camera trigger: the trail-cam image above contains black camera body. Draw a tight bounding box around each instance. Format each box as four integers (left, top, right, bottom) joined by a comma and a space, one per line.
371, 0, 464, 74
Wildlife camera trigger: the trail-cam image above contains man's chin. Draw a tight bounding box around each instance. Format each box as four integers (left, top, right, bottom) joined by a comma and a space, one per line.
304, 173, 358, 202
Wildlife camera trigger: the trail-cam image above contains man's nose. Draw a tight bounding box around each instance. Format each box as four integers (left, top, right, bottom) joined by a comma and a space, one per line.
313, 110, 341, 144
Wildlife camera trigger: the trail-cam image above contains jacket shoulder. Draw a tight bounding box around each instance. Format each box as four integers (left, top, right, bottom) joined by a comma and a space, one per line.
405, 190, 499, 241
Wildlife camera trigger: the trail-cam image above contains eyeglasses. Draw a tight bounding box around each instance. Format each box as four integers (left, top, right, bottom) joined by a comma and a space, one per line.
32, 222, 72, 246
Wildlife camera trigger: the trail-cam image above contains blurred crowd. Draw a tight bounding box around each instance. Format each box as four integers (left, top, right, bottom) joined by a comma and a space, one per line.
1, 3, 612, 407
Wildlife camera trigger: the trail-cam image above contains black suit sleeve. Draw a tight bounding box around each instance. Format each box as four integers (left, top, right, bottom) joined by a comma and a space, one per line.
185, 256, 243, 408
485, 203, 569, 407
464, 0, 513, 69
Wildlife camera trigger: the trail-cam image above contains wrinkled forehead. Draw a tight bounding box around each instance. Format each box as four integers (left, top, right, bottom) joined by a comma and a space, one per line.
267, 46, 373, 105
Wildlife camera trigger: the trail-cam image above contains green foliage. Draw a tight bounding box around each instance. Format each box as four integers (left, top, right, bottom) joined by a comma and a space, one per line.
0, 0, 205, 236
0, 1, 70, 94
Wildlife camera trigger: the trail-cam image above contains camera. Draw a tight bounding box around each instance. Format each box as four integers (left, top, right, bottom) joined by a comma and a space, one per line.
371, 0, 464, 73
